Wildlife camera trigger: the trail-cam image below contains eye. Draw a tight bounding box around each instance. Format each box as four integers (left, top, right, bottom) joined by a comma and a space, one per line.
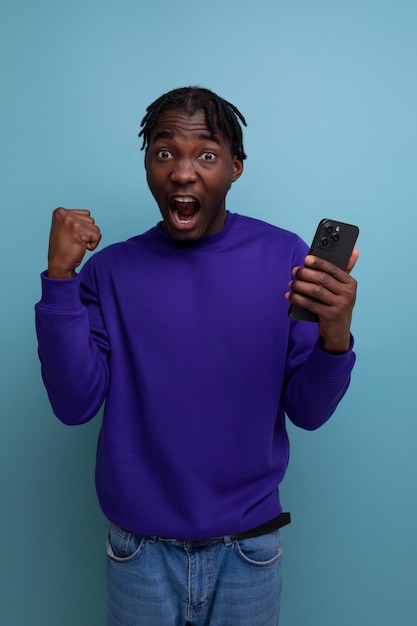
157, 149, 173, 159
199, 152, 216, 161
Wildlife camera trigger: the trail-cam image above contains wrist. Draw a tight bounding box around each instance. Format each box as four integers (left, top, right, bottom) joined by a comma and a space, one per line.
47, 265, 76, 280
319, 335, 351, 355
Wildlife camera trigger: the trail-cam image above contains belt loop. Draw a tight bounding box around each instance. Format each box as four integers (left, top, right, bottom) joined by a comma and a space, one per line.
223, 535, 232, 546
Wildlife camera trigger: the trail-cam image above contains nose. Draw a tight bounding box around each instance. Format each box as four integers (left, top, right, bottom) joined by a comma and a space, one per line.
170, 158, 198, 184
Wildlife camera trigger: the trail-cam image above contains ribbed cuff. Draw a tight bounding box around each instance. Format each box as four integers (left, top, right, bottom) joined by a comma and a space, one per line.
308, 335, 356, 377
38, 271, 83, 310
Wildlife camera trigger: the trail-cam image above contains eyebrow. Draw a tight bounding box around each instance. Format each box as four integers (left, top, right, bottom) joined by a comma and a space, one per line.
152, 130, 220, 143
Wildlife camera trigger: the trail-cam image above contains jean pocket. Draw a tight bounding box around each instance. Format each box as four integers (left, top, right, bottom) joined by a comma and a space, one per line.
235, 529, 283, 566
106, 524, 146, 563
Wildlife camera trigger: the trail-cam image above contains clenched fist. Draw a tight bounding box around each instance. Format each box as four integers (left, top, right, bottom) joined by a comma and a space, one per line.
47, 208, 102, 279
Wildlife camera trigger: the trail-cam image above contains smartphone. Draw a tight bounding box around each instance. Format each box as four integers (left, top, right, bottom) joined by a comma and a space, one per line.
288, 218, 359, 322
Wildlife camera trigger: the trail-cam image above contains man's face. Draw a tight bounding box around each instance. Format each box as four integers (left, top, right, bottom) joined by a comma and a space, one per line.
145, 108, 243, 241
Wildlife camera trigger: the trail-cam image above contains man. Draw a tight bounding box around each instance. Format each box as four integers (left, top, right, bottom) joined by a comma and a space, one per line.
35, 87, 358, 625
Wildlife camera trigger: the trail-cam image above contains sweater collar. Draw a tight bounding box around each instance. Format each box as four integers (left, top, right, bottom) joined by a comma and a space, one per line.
151, 211, 236, 248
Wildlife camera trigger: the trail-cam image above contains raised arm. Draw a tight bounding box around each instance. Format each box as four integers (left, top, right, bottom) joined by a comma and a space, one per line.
35, 208, 109, 425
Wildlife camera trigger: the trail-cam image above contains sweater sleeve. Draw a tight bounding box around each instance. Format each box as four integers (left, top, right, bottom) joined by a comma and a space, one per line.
283, 325, 356, 430
35, 270, 110, 425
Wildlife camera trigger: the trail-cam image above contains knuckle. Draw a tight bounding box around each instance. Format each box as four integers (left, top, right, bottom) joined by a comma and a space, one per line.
312, 285, 324, 299
53, 207, 67, 220
317, 272, 330, 286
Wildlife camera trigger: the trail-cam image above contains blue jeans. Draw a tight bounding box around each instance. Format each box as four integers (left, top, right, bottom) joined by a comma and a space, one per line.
106, 524, 283, 625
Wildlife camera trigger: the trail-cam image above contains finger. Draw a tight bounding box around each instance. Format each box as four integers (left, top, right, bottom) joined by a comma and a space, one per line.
53, 207, 97, 227
304, 255, 342, 274
65, 208, 91, 216
346, 248, 360, 274
292, 265, 349, 292
304, 251, 359, 276
53, 207, 91, 218
85, 231, 102, 251
289, 276, 339, 305
303, 256, 339, 285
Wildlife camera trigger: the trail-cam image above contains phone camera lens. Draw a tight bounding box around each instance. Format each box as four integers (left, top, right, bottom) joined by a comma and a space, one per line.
331, 233, 340, 243
320, 237, 329, 247
324, 225, 334, 235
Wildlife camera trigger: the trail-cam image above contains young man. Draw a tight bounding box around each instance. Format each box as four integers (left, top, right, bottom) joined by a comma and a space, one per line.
35, 87, 358, 625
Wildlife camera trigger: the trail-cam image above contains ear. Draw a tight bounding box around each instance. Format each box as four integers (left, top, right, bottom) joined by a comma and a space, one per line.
231, 156, 244, 182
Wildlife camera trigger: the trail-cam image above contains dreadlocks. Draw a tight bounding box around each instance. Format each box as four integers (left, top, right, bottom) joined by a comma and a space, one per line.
139, 87, 247, 160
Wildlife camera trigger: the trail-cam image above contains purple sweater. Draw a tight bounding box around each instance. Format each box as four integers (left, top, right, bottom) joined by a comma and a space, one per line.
35, 212, 355, 539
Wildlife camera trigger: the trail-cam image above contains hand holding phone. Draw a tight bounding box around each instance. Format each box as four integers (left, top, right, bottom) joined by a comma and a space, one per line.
288, 219, 359, 322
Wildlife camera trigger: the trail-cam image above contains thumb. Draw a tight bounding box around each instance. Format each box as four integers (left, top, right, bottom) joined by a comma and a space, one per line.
346, 248, 360, 273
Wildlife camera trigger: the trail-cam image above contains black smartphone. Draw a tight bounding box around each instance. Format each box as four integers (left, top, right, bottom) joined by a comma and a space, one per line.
288, 218, 359, 322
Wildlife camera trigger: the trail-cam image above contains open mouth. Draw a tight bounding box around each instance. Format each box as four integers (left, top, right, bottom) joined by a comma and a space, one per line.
170, 196, 200, 225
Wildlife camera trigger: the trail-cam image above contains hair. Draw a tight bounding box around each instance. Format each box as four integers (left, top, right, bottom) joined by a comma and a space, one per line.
138, 86, 247, 160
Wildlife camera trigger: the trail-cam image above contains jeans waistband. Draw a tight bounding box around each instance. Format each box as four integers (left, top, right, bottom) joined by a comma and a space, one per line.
157, 512, 291, 544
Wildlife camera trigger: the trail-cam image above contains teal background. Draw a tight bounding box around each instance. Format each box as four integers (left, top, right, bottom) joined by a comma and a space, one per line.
1, 0, 416, 624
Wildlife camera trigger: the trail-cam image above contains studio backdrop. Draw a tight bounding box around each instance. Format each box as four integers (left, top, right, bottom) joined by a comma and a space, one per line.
1, 1, 416, 624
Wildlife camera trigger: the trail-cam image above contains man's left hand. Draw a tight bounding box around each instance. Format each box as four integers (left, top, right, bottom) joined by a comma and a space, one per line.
286, 249, 359, 353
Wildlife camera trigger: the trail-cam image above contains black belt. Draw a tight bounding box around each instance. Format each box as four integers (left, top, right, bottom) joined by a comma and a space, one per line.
226, 511, 291, 541
158, 512, 291, 543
